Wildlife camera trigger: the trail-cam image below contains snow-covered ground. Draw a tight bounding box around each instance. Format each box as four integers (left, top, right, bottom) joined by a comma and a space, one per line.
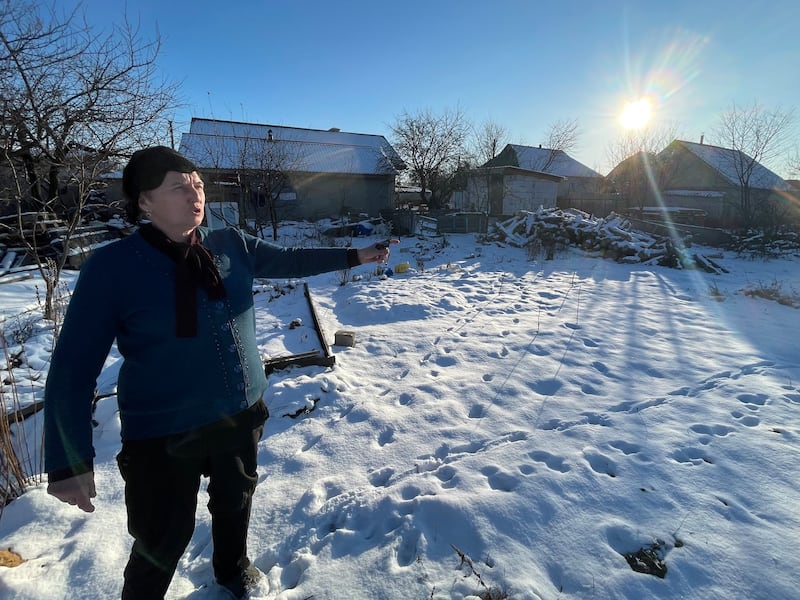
1, 222, 799, 599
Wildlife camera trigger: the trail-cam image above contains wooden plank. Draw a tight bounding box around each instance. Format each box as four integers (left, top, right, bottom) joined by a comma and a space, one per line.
3, 400, 44, 426
263, 350, 335, 375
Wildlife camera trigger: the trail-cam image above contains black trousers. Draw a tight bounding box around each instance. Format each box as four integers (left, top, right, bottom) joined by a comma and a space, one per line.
116, 404, 267, 600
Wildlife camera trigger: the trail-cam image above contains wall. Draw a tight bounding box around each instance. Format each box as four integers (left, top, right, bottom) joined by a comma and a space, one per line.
458, 171, 558, 216
557, 194, 626, 218
286, 173, 394, 220
501, 173, 558, 214
203, 171, 394, 222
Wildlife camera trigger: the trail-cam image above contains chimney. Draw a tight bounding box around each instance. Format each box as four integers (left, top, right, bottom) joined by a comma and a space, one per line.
699, 134, 704, 144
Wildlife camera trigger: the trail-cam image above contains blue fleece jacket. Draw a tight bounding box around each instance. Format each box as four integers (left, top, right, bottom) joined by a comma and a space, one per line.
44, 226, 353, 475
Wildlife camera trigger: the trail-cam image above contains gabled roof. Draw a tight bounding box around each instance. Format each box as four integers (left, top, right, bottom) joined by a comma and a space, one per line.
179, 118, 403, 176
665, 140, 789, 191
471, 165, 563, 182
490, 144, 603, 178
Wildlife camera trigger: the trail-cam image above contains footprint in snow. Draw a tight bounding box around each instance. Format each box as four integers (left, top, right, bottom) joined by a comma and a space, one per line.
737, 392, 769, 408
468, 404, 486, 419
435, 465, 457, 486
671, 447, 713, 466
368, 467, 394, 487
528, 450, 571, 473
731, 410, 760, 427
435, 354, 458, 367
395, 523, 421, 567
529, 378, 563, 396
583, 450, 618, 477
607, 440, 641, 456
689, 423, 735, 437
398, 391, 414, 406
591, 360, 611, 375
608, 397, 666, 413
580, 382, 603, 396
481, 465, 521, 491
378, 427, 395, 446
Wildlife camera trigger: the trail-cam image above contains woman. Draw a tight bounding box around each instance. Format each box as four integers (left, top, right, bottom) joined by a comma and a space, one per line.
44, 146, 392, 599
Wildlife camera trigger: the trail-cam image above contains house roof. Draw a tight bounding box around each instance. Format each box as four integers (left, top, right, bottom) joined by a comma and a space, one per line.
179, 118, 403, 176
472, 165, 563, 182
501, 144, 603, 178
666, 140, 789, 191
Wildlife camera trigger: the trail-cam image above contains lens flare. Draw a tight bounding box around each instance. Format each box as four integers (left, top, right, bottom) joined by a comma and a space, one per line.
620, 98, 653, 129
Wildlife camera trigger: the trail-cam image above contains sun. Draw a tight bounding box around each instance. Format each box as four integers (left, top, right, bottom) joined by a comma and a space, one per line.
619, 97, 653, 129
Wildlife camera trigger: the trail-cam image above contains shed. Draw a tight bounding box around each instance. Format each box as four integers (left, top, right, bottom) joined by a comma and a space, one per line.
454, 166, 562, 217
484, 144, 606, 199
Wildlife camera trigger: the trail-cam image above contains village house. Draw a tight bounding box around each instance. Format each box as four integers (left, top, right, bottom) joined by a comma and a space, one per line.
453, 144, 609, 218
453, 165, 562, 216
656, 140, 794, 228
609, 139, 794, 229
177, 118, 404, 224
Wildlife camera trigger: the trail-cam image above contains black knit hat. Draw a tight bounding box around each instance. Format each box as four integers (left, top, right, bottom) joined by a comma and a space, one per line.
123, 146, 198, 221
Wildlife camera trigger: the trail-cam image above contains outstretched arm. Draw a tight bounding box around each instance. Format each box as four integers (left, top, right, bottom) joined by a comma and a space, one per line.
356, 239, 398, 264
47, 471, 97, 513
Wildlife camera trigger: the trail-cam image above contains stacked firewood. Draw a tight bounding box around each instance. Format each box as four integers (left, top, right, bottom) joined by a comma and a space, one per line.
490, 207, 694, 268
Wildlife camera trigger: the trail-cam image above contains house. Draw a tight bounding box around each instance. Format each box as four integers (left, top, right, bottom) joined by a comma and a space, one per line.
606, 151, 662, 207
485, 144, 606, 198
453, 165, 562, 216
653, 139, 794, 228
178, 118, 404, 223
456, 144, 611, 217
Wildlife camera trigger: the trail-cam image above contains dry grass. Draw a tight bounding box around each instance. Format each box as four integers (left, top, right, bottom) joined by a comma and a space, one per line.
0, 548, 25, 567
743, 279, 800, 308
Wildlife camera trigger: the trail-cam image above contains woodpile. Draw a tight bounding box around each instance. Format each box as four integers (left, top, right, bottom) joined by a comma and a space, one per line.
0, 212, 132, 276
490, 208, 702, 269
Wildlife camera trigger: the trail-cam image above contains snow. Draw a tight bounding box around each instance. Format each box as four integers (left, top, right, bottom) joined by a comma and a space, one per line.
677, 141, 790, 191
508, 145, 603, 179
179, 119, 402, 176
1, 221, 799, 600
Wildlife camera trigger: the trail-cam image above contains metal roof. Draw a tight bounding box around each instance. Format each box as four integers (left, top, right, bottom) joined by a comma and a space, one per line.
507, 144, 603, 178
672, 140, 789, 191
179, 118, 403, 176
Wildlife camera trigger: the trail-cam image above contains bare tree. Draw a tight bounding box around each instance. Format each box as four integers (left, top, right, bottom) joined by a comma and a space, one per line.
508, 118, 582, 174
712, 102, 795, 228
0, 0, 179, 319
390, 107, 471, 210
237, 133, 299, 241
605, 122, 680, 208
541, 118, 580, 171
472, 119, 509, 166
788, 148, 800, 179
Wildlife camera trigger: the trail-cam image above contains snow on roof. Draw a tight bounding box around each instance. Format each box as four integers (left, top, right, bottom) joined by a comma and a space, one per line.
507, 144, 603, 178
184, 118, 404, 174
179, 132, 399, 176
474, 164, 563, 181
674, 140, 789, 191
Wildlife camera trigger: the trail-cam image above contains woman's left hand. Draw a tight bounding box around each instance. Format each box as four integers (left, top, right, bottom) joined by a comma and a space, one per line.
357, 239, 399, 264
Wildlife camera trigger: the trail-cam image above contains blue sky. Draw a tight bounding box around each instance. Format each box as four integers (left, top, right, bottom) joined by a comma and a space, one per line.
61, 0, 798, 175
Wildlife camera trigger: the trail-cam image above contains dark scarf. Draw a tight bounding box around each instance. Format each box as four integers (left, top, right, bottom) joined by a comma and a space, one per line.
139, 224, 227, 337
